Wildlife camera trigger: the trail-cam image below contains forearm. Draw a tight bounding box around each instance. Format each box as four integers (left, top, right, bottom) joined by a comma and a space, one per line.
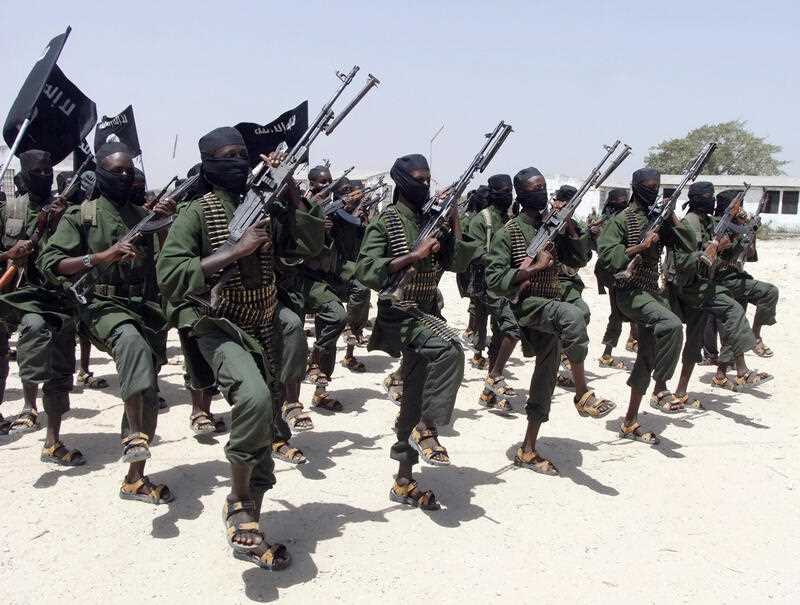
200, 244, 242, 277
387, 252, 419, 274
56, 256, 93, 276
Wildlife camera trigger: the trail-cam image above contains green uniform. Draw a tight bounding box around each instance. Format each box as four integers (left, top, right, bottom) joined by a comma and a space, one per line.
669, 211, 757, 366
0, 194, 77, 415
355, 199, 477, 465
596, 202, 696, 393
39, 196, 167, 439
485, 211, 589, 423
332, 212, 371, 339
156, 189, 323, 493
466, 205, 521, 360
558, 222, 592, 324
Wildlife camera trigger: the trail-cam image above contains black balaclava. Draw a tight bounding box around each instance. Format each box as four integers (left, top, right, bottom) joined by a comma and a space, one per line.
308, 165, 332, 193
390, 154, 430, 208
631, 168, 660, 209
19, 149, 53, 200
468, 185, 490, 213
95, 142, 135, 204
554, 184, 577, 202
514, 167, 548, 210
685, 181, 715, 214
487, 173, 513, 212
198, 127, 250, 194
129, 168, 147, 206
604, 188, 629, 214
715, 189, 740, 217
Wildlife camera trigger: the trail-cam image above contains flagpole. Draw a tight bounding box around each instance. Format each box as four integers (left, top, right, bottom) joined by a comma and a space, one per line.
0, 117, 32, 184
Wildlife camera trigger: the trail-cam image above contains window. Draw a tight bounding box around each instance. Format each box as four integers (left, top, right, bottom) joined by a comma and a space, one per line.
782, 191, 799, 215
662, 187, 676, 199
764, 190, 780, 214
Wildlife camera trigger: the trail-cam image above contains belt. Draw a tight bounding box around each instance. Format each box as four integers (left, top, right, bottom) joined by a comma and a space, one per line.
92, 283, 145, 298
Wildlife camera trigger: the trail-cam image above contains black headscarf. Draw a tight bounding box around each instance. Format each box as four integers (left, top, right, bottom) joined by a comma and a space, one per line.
19, 149, 53, 200
715, 189, 740, 217
468, 185, 490, 213
554, 184, 577, 202
514, 167, 548, 210
198, 127, 250, 194
95, 142, 135, 204
685, 181, 715, 213
631, 168, 660, 208
390, 154, 430, 208
13, 173, 27, 196
130, 168, 147, 206
487, 173, 513, 212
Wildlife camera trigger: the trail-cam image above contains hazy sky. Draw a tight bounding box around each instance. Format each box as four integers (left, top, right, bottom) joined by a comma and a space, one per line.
2, 0, 798, 186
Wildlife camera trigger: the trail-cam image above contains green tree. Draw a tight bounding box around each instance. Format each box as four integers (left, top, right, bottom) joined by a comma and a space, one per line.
644, 120, 787, 175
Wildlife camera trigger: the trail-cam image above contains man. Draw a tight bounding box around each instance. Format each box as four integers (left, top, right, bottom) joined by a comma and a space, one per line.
667, 182, 761, 405
592, 188, 639, 367
39, 142, 174, 501
0, 151, 81, 464
356, 153, 477, 509
597, 168, 697, 443
158, 127, 323, 569
468, 174, 520, 413
459, 185, 491, 369
485, 167, 616, 475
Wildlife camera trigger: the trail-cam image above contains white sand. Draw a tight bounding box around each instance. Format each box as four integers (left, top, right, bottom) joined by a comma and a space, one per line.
1, 240, 798, 604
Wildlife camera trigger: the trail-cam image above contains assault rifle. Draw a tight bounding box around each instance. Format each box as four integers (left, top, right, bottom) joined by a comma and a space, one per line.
0, 154, 95, 292
513, 140, 631, 301
352, 178, 389, 220
69, 174, 200, 305
196, 66, 380, 308
380, 120, 513, 303
313, 166, 355, 207
734, 189, 769, 270
700, 182, 751, 267
614, 142, 717, 282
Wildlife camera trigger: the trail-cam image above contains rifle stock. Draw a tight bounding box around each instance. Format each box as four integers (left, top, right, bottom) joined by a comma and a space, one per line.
700, 183, 750, 268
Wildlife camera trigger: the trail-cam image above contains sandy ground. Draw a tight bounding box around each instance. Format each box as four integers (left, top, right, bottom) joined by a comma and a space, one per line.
1, 240, 799, 604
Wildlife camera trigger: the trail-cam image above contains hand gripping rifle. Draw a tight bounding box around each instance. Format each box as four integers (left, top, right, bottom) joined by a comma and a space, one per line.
0, 154, 95, 292
326, 177, 388, 219
700, 182, 751, 268
196, 66, 380, 309
734, 189, 769, 270
313, 165, 355, 206
512, 140, 632, 302
614, 142, 717, 282
69, 173, 201, 305
379, 120, 513, 303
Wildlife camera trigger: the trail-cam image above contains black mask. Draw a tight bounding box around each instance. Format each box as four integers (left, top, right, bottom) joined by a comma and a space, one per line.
631, 168, 661, 209
516, 189, 549, 210
23, 172, 53, 200
686, 181, 715, 213
390, 154, 430, 208
19, 149, 53, 200
201, 156, 250, 195
487, 174, 513, 211
95, 166, 134, 204
715, 190, 740, 217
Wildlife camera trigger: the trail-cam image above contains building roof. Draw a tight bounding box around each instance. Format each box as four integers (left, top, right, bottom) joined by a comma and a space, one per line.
600, 174, 800, 189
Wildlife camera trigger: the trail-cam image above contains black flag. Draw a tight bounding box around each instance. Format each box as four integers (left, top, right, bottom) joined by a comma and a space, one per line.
3, 27, 97, 164
235, 101, 308, 167
94, 104, 141, 156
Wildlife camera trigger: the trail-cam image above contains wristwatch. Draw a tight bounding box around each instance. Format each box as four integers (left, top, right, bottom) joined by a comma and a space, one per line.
82, 254, 93, 268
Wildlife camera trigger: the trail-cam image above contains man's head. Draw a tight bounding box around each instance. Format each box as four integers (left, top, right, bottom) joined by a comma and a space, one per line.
715, 189, 740, 217
686, 181, 715, 213
198, 127, 250, 194
95, 142, 135, 205
390, 154, 430, 208
19, 149, 53, 200
631, 168, 661, 209
513, 167, 548, 210
605, 188, 629, 212
487, 173, 513, 212
308, 165, 332, 193
553, 184, 577, 209
468, 185, 490, 213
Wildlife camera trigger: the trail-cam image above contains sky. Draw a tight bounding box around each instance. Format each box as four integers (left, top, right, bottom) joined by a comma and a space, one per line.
1, 0, 798, 187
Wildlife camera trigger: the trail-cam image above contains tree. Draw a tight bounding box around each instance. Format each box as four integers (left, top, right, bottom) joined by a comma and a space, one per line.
644, 120, 787, 175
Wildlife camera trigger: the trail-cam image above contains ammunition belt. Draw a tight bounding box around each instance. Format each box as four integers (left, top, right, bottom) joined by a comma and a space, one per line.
617, 205, 661, 294
384, 206, 442, 307
508, 218, 560, 299
395, 301, 468, 350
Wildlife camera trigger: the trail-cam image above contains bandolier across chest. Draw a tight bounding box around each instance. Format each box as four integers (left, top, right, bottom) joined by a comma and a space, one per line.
619, 205, 661, 294
507, 217, 561, 299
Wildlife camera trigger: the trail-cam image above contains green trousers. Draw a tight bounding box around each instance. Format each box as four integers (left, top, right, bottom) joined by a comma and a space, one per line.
0, 320, 11, 407
311, 299, 346, 377
616, 288, 683, 393
519, 327, 560, 423
601, 287, 625, 348
196, 328, 276, 494
346, 279, 371, 335
276, 304, 308, 385
487, 296, 521, 362
523, 298, 589, 364
469, 296, 489, 352
391, 329, 464, 466
718, 271, 779, 327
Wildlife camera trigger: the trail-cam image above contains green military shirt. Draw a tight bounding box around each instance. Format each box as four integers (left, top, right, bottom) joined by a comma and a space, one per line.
484, 210, 588, 321
355, 199, 478, 353
38, 196, 167, 358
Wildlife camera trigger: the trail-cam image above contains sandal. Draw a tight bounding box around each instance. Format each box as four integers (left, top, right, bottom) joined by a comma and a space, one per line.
120, 475, 174, 504
304, 363, 323, 384
556, 372, 575, 389
513, 448, 559, 475
469, 354, 488, 370
40, 440, 85, 466
9, 409, 39, 435
340, 355, 366, 373
649, 390, 685, 414
190, 411, 216, 435
272, 441, 307, 465
676, 393, 703, 409
736, 370, 773, 387
389, 480, 441, 510
598, 354, 625, 369
281, 402, 314, 432
383, 372, 403, 405
222, 499, 263, 549
625, 338, 638, 352
121, 432, 151, 463
408, 426, 450, 466
574, 390, 616, 418
355, 333, 369, 347
484, 374, 515, 396
619, 420, 659, 444
753, 339, 774, 358
311, 388, 343, 412
233, 542, 291, 571
210, 413, 226, 433
0, 414, 11, 435
77, 369, 108, 389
